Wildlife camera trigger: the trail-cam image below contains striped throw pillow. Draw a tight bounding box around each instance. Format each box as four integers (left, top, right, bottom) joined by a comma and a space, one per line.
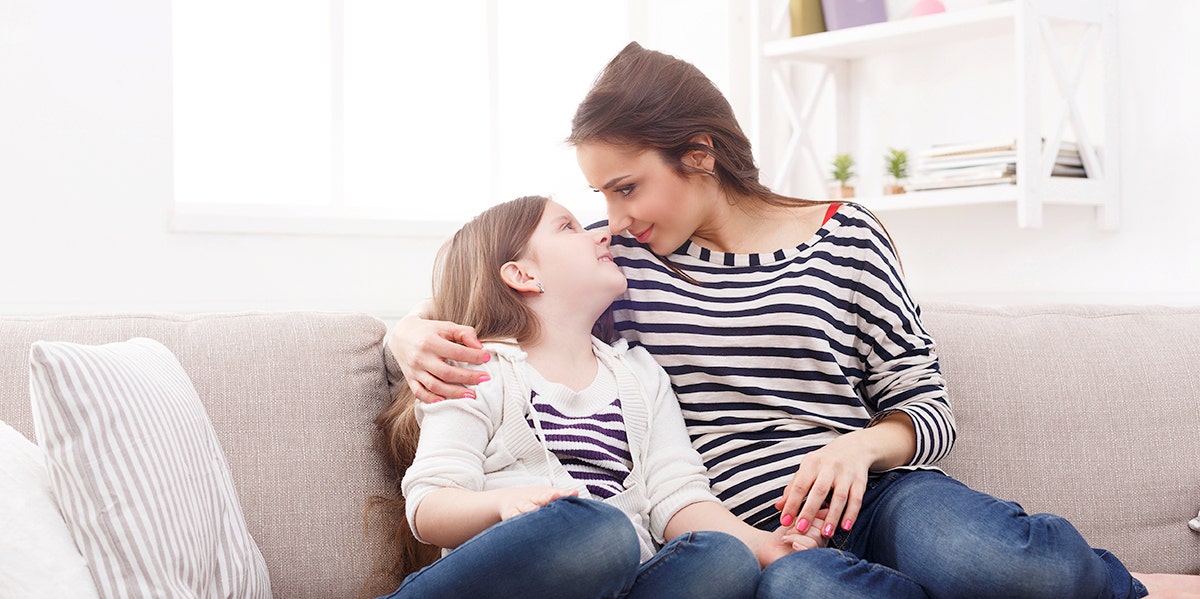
28, 338, 271, 598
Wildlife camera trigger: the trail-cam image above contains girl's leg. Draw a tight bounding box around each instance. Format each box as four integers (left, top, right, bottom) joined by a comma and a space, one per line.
757, 547, 929, 599
626, 530, 760, 599
378, 496, 640, 599
848, 470, 1147, 599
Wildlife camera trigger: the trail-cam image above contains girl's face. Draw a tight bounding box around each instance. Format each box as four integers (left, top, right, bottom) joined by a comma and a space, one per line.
520, 200, 627, 305
576, 142, 710, 256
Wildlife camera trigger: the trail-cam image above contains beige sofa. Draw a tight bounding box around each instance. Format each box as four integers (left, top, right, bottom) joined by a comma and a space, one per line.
0, 305, 1197, 597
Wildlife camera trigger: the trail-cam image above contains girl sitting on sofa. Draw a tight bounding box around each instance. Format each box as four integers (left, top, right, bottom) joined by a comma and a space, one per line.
373, 195, 826, 599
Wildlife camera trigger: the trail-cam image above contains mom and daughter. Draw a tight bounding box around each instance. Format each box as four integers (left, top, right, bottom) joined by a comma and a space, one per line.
375, 42, 1196, 598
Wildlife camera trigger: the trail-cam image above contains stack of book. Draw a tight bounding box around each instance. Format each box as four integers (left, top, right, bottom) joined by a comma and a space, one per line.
908, 139, 1088, 192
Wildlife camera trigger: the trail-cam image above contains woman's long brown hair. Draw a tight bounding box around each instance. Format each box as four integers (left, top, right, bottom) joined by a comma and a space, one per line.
368, 195, 619, 589
567, 42, 900, 273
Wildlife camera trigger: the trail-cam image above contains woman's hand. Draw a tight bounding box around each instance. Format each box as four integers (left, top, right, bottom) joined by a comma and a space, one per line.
495, 487, 579, 520
774, 432, 873, 541
389, 308, 491, 403
774, 413, 917, 540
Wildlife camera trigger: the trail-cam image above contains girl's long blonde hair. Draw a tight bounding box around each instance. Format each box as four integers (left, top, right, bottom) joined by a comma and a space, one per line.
368, 196, 618, 587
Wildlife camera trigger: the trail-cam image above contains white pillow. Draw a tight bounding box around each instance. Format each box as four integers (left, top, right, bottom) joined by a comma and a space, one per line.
28, 338, 271, 598
0, 418, 100, 598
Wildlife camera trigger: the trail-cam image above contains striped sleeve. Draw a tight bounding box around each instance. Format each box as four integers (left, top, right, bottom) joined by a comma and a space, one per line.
852, 210, 957, 466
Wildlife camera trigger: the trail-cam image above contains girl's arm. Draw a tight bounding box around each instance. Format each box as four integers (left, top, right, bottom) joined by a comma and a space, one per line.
663, 501, 827, 568
413, 486, 579, 548
388, 300, 491, 403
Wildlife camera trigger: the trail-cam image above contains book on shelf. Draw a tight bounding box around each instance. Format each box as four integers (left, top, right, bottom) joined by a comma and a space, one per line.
907, 138, 1092, 191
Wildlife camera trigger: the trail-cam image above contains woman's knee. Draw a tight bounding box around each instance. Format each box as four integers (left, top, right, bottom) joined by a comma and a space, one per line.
686, 532, 760, 594
929, 512, 1108, 599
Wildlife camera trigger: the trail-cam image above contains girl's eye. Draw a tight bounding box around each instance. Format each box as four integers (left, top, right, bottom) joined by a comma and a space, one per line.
562, 222, 576, 231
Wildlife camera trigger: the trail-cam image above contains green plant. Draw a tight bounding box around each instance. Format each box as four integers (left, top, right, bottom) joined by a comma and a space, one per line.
884, 148, 909, 180
830, 153, 856, 184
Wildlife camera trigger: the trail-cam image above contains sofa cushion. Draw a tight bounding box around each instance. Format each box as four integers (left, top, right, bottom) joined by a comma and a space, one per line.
0, 312, 398, 598
0, 418, 99, 598
29, 337, 271, 597
924, 303, 1200, 575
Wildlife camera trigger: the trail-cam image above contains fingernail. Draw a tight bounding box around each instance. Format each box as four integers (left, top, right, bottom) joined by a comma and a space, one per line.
482, 353, 491, 362
842, 519, 853, 531
478, 374, 490, 383
780, 514, 794, 527
796, 518, 809, 533
462, 391, 475, 399
822, 523, 835, 537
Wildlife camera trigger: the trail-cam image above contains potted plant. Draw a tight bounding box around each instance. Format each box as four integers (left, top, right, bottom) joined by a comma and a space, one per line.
883, 148, 909, 195
829, 153, 856, 198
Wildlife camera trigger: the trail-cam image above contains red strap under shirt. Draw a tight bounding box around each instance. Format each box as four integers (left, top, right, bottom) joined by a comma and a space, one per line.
822, 202, 841, 225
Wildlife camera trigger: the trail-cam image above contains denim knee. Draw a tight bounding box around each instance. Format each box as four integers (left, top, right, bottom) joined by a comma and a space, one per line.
629, 530, 759, 599
758, 548, 926, 599
928, 512, 1108, 599
534, 496, 641, 583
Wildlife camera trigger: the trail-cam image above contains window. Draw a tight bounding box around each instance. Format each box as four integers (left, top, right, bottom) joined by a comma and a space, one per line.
172, 1, 638, 235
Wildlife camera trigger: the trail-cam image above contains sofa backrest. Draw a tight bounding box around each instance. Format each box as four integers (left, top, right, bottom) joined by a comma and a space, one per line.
924, 303, 1200, 575
0, 312, 401, 598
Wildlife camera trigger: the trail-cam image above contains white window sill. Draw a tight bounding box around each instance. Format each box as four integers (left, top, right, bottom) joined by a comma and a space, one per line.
169, 203, 463, 239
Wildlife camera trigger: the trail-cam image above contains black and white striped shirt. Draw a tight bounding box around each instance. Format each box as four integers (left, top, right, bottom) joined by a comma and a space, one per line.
603, 203, 956, 527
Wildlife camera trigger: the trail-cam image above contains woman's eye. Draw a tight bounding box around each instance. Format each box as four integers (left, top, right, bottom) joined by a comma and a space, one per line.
615, 185, 634, 197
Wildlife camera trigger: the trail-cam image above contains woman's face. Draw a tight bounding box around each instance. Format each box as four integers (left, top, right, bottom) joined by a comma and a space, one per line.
576, 142, 709, 256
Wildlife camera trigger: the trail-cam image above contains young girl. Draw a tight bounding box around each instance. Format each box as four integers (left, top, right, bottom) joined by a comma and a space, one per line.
391, 44, 1200, 598
374, 196, 824, 599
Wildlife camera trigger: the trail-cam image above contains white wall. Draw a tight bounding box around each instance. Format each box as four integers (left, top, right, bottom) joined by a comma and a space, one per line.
1, 0, 1197, 321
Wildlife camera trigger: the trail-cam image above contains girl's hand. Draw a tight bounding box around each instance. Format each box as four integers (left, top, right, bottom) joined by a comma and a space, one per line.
755, 510, 831, 567
774, 432, 873, 541
389, 311, 491, 403
495, 487, 579, 520
778, 509, 832, 551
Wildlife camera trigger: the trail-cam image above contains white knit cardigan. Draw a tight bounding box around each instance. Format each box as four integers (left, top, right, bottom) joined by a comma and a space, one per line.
403, 337, 719, 561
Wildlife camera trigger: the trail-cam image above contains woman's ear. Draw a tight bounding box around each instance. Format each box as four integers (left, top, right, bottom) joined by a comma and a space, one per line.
500, 261, 541, 295
686, 134, 715, 172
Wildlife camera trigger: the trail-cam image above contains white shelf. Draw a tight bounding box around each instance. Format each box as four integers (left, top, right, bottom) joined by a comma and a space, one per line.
852, 177, 1103, 212
751, 0, 1119, 229
763, 3, 1015, 61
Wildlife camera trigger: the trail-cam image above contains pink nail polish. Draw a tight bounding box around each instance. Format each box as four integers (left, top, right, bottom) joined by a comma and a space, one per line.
482, 353, 491, 362
462, 391, 475, 399
780, 514, 794, 527
478, 374, 490, 383
822, 523, 835, 537
796, 518, 809, 533
842, 519, 853, 531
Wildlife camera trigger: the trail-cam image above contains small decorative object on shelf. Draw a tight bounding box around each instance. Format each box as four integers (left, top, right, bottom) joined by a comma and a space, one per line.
819, 0, 885, 31
790, 0, 826, 36
883, 148, 909, 195
910, 0, 947, 18
829, 152, 856, 198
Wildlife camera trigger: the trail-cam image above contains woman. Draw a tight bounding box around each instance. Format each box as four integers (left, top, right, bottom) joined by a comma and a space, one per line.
391, 42, 1197, 598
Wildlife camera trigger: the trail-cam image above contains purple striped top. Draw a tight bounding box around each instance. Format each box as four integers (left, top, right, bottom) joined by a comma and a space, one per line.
527, 392, 632, 498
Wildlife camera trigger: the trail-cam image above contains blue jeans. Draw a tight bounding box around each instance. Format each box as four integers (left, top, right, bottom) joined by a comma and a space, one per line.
379, 495, 760, 599
757, 470, 1148, 599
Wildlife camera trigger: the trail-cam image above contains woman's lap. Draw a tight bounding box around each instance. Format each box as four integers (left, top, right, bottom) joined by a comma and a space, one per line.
759, 470, 1146, 599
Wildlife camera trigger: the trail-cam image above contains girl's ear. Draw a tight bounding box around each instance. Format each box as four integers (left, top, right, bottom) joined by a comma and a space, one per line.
686, 134, 715, 172
500, 261, 541, 295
